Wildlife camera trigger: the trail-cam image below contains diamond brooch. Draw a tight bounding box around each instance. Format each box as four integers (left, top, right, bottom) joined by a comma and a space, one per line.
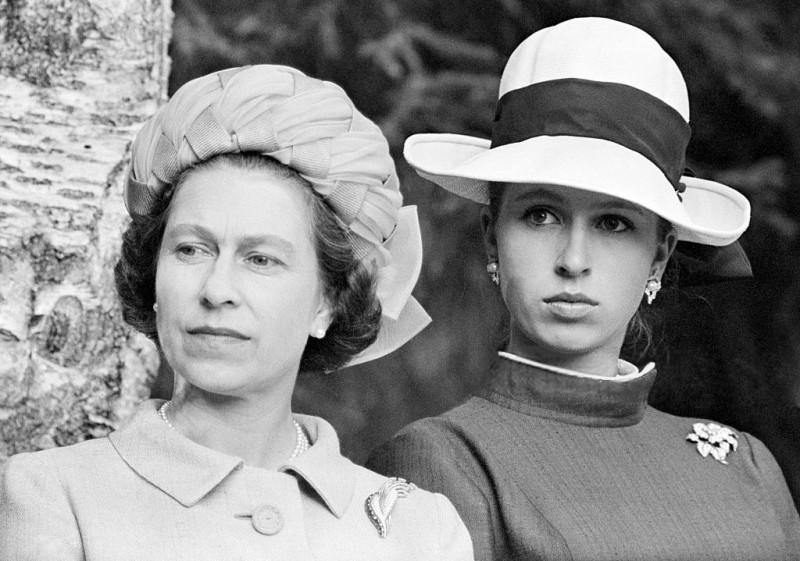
365, 477, 417, 538
686, 422, 738, 464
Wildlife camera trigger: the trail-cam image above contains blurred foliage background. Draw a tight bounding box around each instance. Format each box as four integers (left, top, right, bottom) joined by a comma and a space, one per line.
160, 0, 800, 506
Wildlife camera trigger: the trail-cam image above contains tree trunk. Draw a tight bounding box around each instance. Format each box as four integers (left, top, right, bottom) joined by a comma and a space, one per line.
0, 0, 171, 460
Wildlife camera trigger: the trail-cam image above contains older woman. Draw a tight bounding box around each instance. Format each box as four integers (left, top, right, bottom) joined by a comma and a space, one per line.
367, 17, 800, 561
0, 65, 473, 560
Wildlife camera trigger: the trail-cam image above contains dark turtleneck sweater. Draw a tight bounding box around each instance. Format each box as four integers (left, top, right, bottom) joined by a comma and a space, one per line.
367, 353, 800, 561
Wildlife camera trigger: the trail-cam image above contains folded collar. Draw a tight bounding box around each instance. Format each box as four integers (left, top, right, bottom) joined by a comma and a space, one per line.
478, 352, 658, 427
109, 400, 355, 518
282, 413, 355, 518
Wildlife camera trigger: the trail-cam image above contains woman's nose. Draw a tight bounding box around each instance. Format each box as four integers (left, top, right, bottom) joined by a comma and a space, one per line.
555, 225, 591, 277
199, 257, 240, 308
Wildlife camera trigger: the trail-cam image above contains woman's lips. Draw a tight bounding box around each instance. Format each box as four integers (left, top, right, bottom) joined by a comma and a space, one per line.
185, 327, 251, 351
543, 292, 598, 305
187, 326, 250, 339
543, 293, 598, 319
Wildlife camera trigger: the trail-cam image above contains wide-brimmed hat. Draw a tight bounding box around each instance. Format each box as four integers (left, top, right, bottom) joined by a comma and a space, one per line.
404, 17, 750, 248
124, 64, 430, 367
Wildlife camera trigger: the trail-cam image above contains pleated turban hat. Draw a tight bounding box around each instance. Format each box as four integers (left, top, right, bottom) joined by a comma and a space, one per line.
124, 64, 430, 366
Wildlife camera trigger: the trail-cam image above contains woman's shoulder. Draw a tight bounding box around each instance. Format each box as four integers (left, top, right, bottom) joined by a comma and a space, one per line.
348, 461, 474, 559
647, 407, 800, 544
646, 406, 752, 447
383, 396, 496, 442
349, 460, 453, 512
0, 441, 113, 531
370, 397, 501, 462
300, 412, 470, 537
0, 448, 87, 559
645, 406, 788, 478
1, 437, 118, 515
3, 436, 115, 478
365, 405, 499, 506
0, 401, 159, 489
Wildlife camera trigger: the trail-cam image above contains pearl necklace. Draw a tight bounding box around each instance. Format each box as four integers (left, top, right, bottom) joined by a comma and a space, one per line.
158, 401, 310, 462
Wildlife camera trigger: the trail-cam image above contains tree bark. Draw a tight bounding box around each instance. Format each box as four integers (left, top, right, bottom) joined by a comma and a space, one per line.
0, 0, 171, 460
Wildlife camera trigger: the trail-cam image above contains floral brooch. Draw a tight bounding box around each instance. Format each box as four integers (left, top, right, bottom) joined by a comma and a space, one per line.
365, 477, 417, 538
686, 422, 738, 464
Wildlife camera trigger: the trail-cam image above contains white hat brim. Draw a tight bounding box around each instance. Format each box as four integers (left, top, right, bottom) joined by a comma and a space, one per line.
404, 133, 750, 246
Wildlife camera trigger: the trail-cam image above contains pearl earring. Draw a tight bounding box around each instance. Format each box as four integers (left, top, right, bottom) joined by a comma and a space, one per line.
314, 328, 326, 339
486, 262, 500, 285
645, 277, 662, 305
153, 303, 158, 313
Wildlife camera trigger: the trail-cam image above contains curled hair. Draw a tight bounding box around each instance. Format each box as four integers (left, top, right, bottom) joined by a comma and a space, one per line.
114, 153, 382, 373
114, 192, 170, 342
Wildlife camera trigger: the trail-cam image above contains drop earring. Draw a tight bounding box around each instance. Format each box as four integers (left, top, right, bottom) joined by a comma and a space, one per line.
153, 303, 158, 313
486, 262, 500, 285
644, 278, 661, 305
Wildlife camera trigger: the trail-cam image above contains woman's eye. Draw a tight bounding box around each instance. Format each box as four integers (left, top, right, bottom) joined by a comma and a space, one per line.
524, 208, 558, 225
598, 215, 632, 232
176, 245, 207, 258
247, 254, 278, 268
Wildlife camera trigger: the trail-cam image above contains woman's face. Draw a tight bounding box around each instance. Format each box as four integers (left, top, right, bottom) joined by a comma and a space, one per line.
484, 183, 675, 364
155, 163, 331, 398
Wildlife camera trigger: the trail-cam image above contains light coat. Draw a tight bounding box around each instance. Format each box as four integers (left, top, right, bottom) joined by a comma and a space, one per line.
0, 399, 474, 561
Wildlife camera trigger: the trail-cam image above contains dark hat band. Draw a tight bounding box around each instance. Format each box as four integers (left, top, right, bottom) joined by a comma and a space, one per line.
491, 78, 691, 189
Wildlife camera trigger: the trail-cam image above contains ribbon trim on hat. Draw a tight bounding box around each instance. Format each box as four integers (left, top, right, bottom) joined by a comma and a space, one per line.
375, 207, 423, 320
492, 78, 691, 191
347, 206, 431, 367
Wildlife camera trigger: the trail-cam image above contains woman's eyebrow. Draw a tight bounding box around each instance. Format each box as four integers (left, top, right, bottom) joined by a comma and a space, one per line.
238, 234, 295, 256
163, 223, 213, 241
164, 224, 296, 255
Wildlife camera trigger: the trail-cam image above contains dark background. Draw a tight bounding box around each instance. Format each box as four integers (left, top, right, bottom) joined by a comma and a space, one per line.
160, 0, 800, 508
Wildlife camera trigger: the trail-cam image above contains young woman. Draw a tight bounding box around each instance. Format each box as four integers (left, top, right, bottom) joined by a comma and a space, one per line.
367, 17, 800, 560
0, 65, 473, 561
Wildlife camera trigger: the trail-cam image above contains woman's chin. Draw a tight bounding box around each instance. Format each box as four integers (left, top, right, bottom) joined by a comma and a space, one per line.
514, 325, 618, 359
181, 378, 251, 398
172, 359, 297, 400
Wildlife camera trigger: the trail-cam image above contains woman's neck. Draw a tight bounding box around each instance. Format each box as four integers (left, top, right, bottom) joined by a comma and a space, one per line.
507, 335, 622, 378
166, 385, 298, 470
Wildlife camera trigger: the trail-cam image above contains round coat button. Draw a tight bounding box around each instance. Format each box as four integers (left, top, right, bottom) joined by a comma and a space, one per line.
251, 505, 283, 535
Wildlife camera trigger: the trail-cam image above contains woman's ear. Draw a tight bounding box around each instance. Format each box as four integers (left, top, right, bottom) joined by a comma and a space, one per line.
481, 205, 499, 263
310, 296, 333, 338
651, 228, 678, 279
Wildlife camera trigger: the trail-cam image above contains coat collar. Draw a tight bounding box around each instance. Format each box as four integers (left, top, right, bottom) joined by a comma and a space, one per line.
477, 352, 658, 427
108, 400, 355, 518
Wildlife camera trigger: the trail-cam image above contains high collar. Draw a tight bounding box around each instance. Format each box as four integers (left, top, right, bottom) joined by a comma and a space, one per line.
476, 352, 657, 427
108, 399, 355, 518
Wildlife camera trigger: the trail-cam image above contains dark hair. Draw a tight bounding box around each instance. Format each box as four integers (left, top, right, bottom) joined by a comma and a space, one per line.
114, 153, 382, 373
486, 182, 674, 361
